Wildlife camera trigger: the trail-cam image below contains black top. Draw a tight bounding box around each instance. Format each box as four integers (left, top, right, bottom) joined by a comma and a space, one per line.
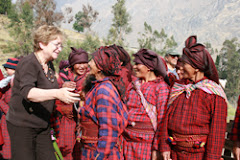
6, 53, 59, 128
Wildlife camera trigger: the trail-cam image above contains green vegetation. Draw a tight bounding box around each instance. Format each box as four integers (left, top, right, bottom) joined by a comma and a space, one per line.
104, 0, 132, 46
217, 38, 240, 103
0, 0, 11, 15
137, 22, 177, 56
73, 4, 98, 33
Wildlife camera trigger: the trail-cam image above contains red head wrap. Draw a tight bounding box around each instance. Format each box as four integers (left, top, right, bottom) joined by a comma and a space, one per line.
133, 49, 170, 85
109, 44, 132, 70
92, 46, 126, 100
182, 35, 219, 84
68, 47, 88, 67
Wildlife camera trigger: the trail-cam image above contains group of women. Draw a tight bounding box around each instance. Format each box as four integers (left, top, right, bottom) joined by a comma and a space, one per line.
3, 24, 229, 160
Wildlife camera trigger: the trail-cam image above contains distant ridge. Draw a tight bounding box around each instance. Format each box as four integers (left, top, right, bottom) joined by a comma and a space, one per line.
59, 0, 240, 56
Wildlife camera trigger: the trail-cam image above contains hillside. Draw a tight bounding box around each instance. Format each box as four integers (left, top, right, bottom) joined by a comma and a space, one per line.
0, 14, 85, 66
0, 14, 15, 65
60, 0, 240, 57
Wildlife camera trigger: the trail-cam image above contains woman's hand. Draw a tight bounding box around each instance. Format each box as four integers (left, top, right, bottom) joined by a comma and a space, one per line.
161, 151, 172, 160
78, 91, 86, 101
152, 150, 159, 160
56, 88, 80, 104
62, 81, 76, 89
233, 141, 240, 160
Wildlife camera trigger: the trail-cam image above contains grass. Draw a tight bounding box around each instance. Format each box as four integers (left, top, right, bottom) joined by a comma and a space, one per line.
0, 14, 85, 66
0, 14, 15, 66
227, 102, 237, 122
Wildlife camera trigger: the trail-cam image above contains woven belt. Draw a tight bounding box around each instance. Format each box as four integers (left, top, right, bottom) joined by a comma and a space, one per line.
80, 121, 122, 152
168, 133, 208, 148
123, 121, 154, 143
80, 121, 98, 143
127, 121, 154, 132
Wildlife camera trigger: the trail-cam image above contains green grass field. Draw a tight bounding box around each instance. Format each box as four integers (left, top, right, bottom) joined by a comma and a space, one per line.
227, 102, 237, 122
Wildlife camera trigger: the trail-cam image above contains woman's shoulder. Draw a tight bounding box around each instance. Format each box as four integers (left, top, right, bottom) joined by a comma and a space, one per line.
18, 53, 37, 67
154, 77, 170, 90
96, 79, 119, 96
97, 79, 115, 90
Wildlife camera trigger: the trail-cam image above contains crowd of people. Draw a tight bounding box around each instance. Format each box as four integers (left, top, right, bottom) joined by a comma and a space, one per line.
0, 24, 239, 160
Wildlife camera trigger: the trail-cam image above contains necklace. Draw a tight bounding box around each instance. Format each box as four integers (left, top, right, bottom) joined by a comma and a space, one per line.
34, 53, 55, 83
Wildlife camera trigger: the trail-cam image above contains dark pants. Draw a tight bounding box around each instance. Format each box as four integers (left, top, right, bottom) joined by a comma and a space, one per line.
6, 121, 56, 160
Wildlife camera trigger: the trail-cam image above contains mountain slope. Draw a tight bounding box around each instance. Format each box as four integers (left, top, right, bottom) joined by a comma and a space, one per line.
59, 0, 240, 55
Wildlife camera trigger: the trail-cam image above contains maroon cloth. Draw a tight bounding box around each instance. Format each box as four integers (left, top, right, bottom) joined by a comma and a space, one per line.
0, 87, 12, 159
159, 78, 227, 159
159, 56, 168, 72
109, 44, 134, 91
68, 47, 88, 67
0, 70, 6, 98
168, 72, 177, 88
230, 95, 240, 141
92, 46, 126, 100
182, 35, 219, 84
0, 70, 3, 80
110, 44, 133, 71
55, 66, 87, 159
133, 49, 170, 85
123, 78, 170, 159
59, 60, 69, 70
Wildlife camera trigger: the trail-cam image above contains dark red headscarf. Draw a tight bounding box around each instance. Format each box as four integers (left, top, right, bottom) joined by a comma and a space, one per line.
109, 44, 133, 70
59, 60, 69, 70
108, 44, 134, 90
133, 49, 170, 85
68, 47, 88, 67
182, 35, 219, 84
92, 46, 126, 100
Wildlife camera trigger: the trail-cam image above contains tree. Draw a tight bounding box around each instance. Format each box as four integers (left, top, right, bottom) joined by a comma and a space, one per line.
218, 38, 240, 102
137, 22, 177, 55
0, 0, 11, 15
4, 2, 34, 56
27, 0, 64, 27
204, 42, 215, 55
105, 0, 132, 46
4, 0, 69, 57
73, 4, 98, 33
137, 22, 155, 49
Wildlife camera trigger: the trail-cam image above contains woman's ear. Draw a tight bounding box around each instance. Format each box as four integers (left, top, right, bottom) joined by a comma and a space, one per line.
39, 42, 46, 50
195, 68, 199, 73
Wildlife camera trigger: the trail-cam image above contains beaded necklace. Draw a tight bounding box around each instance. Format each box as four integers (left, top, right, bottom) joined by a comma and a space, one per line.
34, 53, 55, 83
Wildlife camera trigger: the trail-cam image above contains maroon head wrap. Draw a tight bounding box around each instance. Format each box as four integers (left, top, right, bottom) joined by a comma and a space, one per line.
59, 60, 69, 70
133, 49, 170, 85
92, 46, 126, 100
68, 47, 88, 67
182, 35, 219, 84
109, 44, 132, 69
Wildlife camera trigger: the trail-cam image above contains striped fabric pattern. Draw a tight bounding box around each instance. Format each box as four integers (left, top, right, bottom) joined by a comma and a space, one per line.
159, 79, 227, 159
0, 87, 12, 159
123, 78, 170, 160
58, 67, 87, 90
133, 80, 157, 131
79, 78, 128, 160
168, 79, 227, 106
55, 67, 87, 160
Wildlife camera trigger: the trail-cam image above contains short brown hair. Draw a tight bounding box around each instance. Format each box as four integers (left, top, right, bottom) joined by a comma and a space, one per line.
33, 25, 64, 52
